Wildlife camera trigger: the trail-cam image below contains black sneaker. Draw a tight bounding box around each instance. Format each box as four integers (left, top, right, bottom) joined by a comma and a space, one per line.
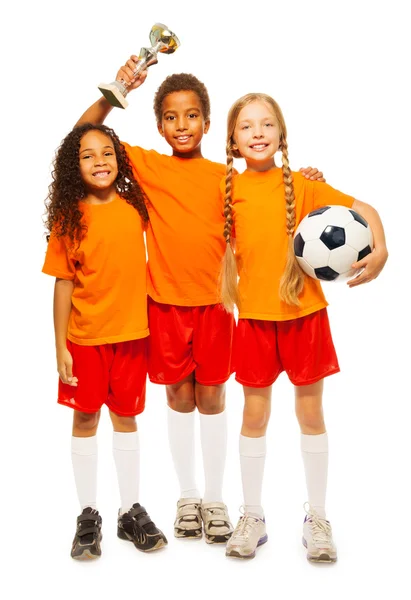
71, 507, 102, 560
117, 503, 168, 552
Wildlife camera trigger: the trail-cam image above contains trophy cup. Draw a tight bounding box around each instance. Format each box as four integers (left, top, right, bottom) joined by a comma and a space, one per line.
98, 23, 180, 109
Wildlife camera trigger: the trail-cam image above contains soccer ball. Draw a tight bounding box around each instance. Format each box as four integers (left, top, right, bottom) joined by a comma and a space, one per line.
294, 205, 374, 281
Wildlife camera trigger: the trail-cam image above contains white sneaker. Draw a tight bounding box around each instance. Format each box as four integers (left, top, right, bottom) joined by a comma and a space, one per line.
174, 498, 202, 539
226, 509, 267, 559
200, 501, 233, 544
302, 503, 337, 563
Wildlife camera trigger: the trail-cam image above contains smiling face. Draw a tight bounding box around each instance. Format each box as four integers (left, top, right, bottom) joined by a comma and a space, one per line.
157, 90, 210, 158
232, 100, 281, 172
79, 130, 118, 194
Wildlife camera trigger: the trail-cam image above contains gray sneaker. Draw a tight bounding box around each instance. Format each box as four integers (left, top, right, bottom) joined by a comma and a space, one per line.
226, 510, 267, 559
302, 504, 337, 563
201, 501, 233, 544
174, 498, 202, 539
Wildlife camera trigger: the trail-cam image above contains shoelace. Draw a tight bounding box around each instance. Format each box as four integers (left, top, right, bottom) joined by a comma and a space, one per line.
232, 506, 263, 542
304, 503, 333, 548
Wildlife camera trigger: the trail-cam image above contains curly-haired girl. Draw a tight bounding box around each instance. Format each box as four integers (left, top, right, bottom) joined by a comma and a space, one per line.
43, 123, 167, 560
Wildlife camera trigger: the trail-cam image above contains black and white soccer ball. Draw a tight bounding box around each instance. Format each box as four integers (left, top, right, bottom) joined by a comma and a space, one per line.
294, 205, 374, 281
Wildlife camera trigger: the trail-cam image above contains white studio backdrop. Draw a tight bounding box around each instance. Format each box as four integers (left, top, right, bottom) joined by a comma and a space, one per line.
1, 1, 409, 598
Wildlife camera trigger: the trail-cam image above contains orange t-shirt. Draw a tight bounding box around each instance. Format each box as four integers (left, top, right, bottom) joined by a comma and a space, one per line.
231, 169, 355, 321
42, 196, 149, 345
123, 143, 226, 306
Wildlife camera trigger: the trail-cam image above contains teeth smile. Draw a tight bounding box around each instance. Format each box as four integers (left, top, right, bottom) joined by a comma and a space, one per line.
93, 171, 110, 177
176, 136, 190, 141
250, 144, 267, 150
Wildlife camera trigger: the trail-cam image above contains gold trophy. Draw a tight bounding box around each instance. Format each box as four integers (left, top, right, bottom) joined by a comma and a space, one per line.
98, 23, 180, 109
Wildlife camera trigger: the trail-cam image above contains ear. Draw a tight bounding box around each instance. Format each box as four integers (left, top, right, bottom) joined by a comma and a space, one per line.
157, 123, 164, 137
203, 119, 210, 134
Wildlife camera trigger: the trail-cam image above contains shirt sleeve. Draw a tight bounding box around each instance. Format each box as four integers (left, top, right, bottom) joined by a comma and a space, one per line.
42, 233, 76, 280
311, 180, 355, 211
121, 142, 160, 188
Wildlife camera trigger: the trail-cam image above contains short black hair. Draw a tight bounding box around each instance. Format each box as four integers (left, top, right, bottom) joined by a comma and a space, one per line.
153, 73, 211, 123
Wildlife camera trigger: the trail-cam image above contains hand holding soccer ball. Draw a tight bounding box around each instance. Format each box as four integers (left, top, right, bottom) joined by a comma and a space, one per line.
294, 205, 374, 282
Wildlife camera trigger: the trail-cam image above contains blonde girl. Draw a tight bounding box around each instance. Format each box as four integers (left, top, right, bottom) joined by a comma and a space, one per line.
221, 93, 388, 561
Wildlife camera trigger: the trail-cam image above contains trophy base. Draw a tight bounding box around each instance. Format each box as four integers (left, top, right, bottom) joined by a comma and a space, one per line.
98, 82, 128, 109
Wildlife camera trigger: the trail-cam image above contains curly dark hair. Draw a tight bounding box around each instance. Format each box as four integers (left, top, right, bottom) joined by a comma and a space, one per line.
45, 123, 149, 245
153, 73, 211, 124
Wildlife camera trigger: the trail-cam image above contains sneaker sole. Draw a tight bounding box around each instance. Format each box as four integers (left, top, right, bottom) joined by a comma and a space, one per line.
71, 548, 101, 560
226, 534, 268, 559
174, 528, 202, 539
302, 537, 337, 563
71, 533, 102, 560
205, 532, 233, 544
118, 529, 168, 551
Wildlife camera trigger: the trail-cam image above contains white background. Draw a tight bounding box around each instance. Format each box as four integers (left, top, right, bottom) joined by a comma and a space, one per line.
1, 1, 410, 598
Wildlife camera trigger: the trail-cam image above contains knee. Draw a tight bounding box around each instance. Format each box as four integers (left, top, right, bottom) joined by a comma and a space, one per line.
110, 412, 137, 432
195, 384, 225, 415
296, 407, 325, 433
166, 385, 196, 413
73, 410, 100, 434
243, 405, 270, 434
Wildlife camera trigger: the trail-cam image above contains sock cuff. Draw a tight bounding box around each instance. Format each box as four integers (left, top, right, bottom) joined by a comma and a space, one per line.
113, 431, 140, 451
71, 435, 97, 455
167, 405, 196, 422
239, 434, 266, 457
301, 432, 328, 454
199, 410, 226, 424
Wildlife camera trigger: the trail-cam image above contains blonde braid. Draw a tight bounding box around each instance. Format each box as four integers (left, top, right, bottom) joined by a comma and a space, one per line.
219, 146, 239, 312
279, 140, 305, 306
223, 149, 235, 244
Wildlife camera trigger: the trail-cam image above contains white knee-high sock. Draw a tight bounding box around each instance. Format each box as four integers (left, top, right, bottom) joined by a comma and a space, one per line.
301, 432, 328, 518
200, 411, 227, 503
71, 435, 98, 510
167, 406, 200, 498
113, 431, 140, 514
239, 434, 266, 518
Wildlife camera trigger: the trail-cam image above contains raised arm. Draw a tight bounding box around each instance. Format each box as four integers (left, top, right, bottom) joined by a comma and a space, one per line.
75, 57, 148, 127
54, 278, 77, 386
348, 199, 388, 287
76, 97, 114, 127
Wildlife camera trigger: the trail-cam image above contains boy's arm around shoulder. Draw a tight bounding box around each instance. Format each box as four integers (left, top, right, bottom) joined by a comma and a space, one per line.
348, 199, 388, 287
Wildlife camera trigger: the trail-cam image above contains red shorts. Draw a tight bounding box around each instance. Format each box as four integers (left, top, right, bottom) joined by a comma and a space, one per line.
148, 298, 235, 385
58, 339, 148, 415
235, 308, 339, 387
